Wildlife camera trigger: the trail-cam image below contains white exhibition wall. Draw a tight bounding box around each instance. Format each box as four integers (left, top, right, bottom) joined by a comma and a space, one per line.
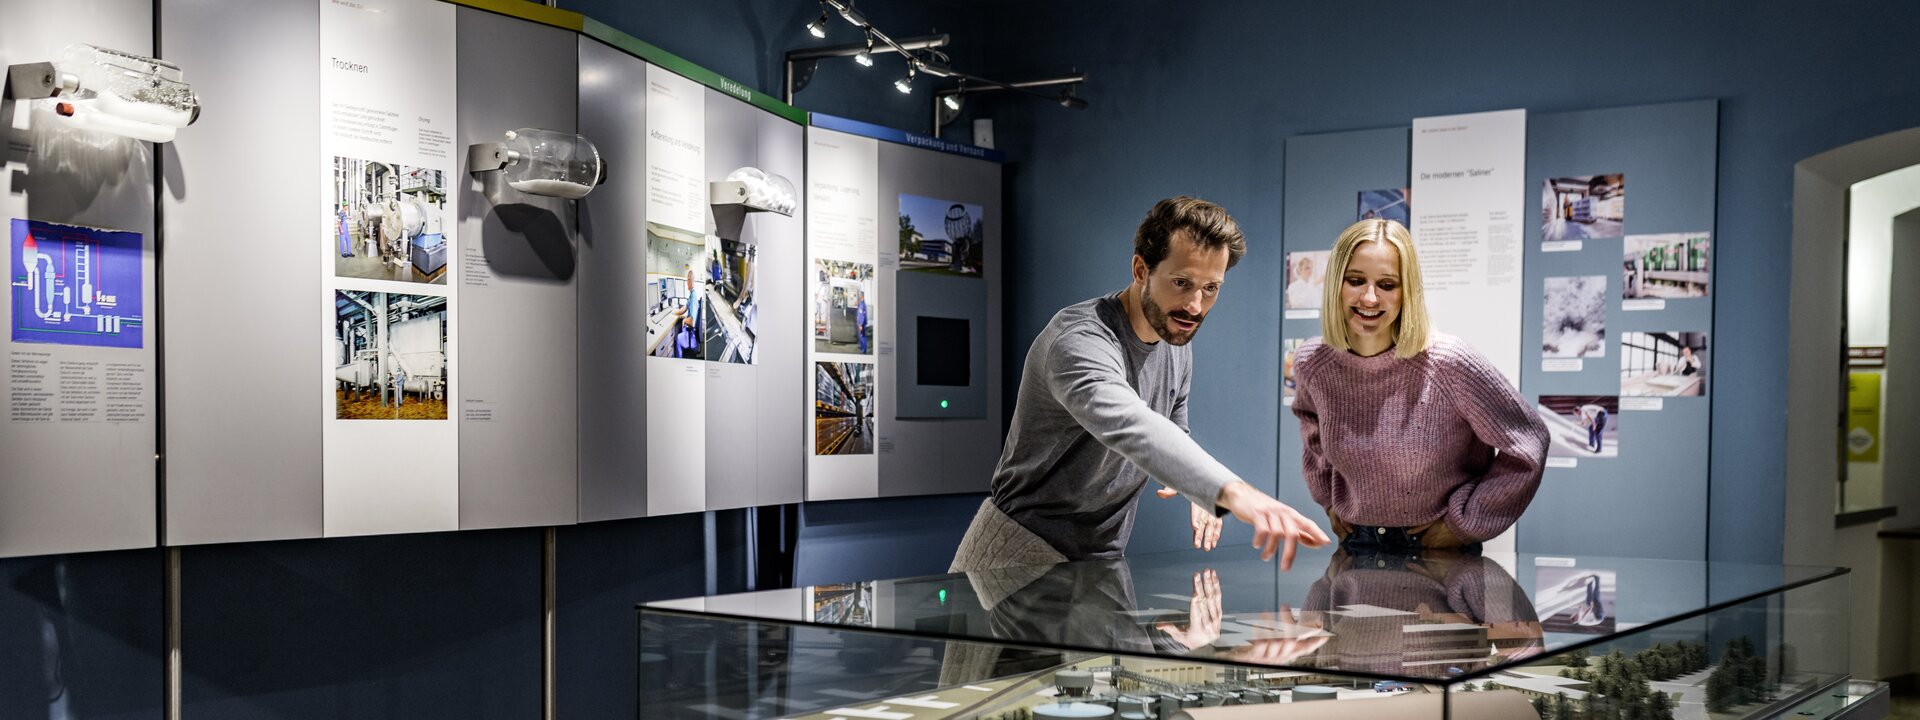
5, 0, 1005, 555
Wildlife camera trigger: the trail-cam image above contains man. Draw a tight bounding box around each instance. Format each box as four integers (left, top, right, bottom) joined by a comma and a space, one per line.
950, 196, 1329, 574
1577, 403, 1609, 453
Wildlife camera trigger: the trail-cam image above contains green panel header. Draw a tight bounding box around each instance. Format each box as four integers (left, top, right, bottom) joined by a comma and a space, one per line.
582, 18, 808, 125
445, 0, 584, 31
437, 1, 805, 125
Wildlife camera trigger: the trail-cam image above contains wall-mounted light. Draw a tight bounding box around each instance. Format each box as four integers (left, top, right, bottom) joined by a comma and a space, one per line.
894, 66, 915, 95
466, 128, 605, 199
5, 44, 200, 144
711, 167, 797, 216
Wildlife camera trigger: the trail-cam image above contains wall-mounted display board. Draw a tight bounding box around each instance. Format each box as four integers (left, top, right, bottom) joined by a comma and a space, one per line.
318, 0, 463, 537
1276, 126, 1411, 546
1277, 100, 1717, 562
1516, 100, 1718, 560
452, 7, 584, 530
156, 0, 812, 546
804, 115, 1003, 502
0, 0, 160, 558
578, 24, 807, 520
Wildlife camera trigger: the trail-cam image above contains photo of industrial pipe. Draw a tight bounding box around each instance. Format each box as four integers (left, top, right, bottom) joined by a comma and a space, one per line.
334, 290, 448, 420
331, 156, 449, 285
1541, 174, 1625, 242
813, 260, 874, 355
815, 361, 873, 455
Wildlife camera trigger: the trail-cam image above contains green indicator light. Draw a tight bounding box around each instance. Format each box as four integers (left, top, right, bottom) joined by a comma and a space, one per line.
938, 589, 948, 604
940, 399, 949, 409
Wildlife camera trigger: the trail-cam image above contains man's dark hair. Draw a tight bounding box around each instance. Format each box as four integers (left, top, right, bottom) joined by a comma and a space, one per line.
1132, 196, 1247, 270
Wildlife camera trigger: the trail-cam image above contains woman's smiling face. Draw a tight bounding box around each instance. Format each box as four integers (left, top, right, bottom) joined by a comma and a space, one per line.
1340, 240, 1401, 356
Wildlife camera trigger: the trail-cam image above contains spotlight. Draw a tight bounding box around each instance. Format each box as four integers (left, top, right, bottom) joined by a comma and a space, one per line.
854, 34, 874, 67
894, 67, 915, 94
805, 9, 829, 38
943, 94, 960, 111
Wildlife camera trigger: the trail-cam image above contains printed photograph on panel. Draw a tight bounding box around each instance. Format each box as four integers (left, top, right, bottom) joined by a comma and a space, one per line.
814, 361, 874, 455
702, 234, 759, 365
1285, 251, 1330, 311
1534, 566, 1617, 634
813, 260, 874, 355
331, 157, 449, 284
898, 193, 984, 277
1541, 174, 1624, 242
10, 219, 144, 348
1539, 395, 1619, 459
1356, 187, 1411, 227
810, 582, 875, 626
1283, 338, 1308, 400
1623, 232, 1711, 299
1620, 332, 1707, 397
646, 222, 710, 361
334, 290, 448, 420
1543, 275, 1607, 358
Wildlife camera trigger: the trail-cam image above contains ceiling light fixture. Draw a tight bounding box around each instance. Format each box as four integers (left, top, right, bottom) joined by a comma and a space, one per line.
854, 33, 874, 67
805, 7, 830, 39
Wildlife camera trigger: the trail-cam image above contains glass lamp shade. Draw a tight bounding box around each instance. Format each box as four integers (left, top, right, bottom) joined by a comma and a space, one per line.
51, 44, 198, 142
502, 128, 603, 199
722, 167, 797, 215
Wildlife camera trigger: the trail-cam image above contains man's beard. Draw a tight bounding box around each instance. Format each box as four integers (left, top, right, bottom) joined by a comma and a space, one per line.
1142, 279, 1206, 346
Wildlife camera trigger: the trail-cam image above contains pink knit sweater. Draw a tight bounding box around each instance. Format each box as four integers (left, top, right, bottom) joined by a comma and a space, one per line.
1291, 334, 1549, 542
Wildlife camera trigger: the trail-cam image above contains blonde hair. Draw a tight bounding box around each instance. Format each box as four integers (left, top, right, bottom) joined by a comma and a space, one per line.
1319, 218, 1431, 358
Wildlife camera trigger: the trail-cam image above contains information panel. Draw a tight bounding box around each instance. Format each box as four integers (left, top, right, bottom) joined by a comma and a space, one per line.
805, 127, 882, 501
1411, 108, 1527, 384
318, 0, 460, 537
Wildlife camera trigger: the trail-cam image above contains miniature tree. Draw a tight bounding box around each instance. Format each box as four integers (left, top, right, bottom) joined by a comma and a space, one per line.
1648, 690, 1675, 720
1706, 664, 1737, 712
1567, 648, 1591, 668
1553, 692, 1578, 720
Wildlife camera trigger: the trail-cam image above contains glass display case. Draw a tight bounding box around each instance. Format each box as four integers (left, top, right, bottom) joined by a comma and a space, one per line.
639, 546, 1883, 719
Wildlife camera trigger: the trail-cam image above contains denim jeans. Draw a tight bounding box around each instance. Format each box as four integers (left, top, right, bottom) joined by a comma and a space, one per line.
1340, 523, 1481, 556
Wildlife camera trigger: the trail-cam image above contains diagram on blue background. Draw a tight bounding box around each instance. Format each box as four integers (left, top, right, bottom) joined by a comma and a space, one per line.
10, 219, 144, 349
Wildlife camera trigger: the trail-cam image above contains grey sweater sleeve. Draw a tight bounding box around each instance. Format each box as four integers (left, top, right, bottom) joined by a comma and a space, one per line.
1042, 321, 1239, 510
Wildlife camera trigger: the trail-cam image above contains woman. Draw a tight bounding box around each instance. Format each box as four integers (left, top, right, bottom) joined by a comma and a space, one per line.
1291, 219, 1549, 551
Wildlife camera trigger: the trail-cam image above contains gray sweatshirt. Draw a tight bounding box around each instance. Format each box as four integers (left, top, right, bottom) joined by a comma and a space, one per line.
990, 292, 1240, 560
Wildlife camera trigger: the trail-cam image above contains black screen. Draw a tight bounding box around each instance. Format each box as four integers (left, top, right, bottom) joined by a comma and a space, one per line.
916, 316, 970, 387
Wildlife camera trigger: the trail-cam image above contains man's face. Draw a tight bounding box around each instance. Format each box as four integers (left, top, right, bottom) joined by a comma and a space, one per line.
1136, 230, 1229, 346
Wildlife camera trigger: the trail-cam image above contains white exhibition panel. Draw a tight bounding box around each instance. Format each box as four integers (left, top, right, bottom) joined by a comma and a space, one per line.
637, 63, 808, 517
802, 119, 1006, 502
14, 0, 969, 553
0, 0, 160, 558
1411, 109, 1528, 385
804, 127, 882, 501
318, 0, 461, 537
162, 0, 325, 545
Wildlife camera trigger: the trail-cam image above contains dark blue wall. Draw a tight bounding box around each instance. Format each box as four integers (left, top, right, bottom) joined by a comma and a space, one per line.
9, 2, 1920, 719
940, 0, 1920, 565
